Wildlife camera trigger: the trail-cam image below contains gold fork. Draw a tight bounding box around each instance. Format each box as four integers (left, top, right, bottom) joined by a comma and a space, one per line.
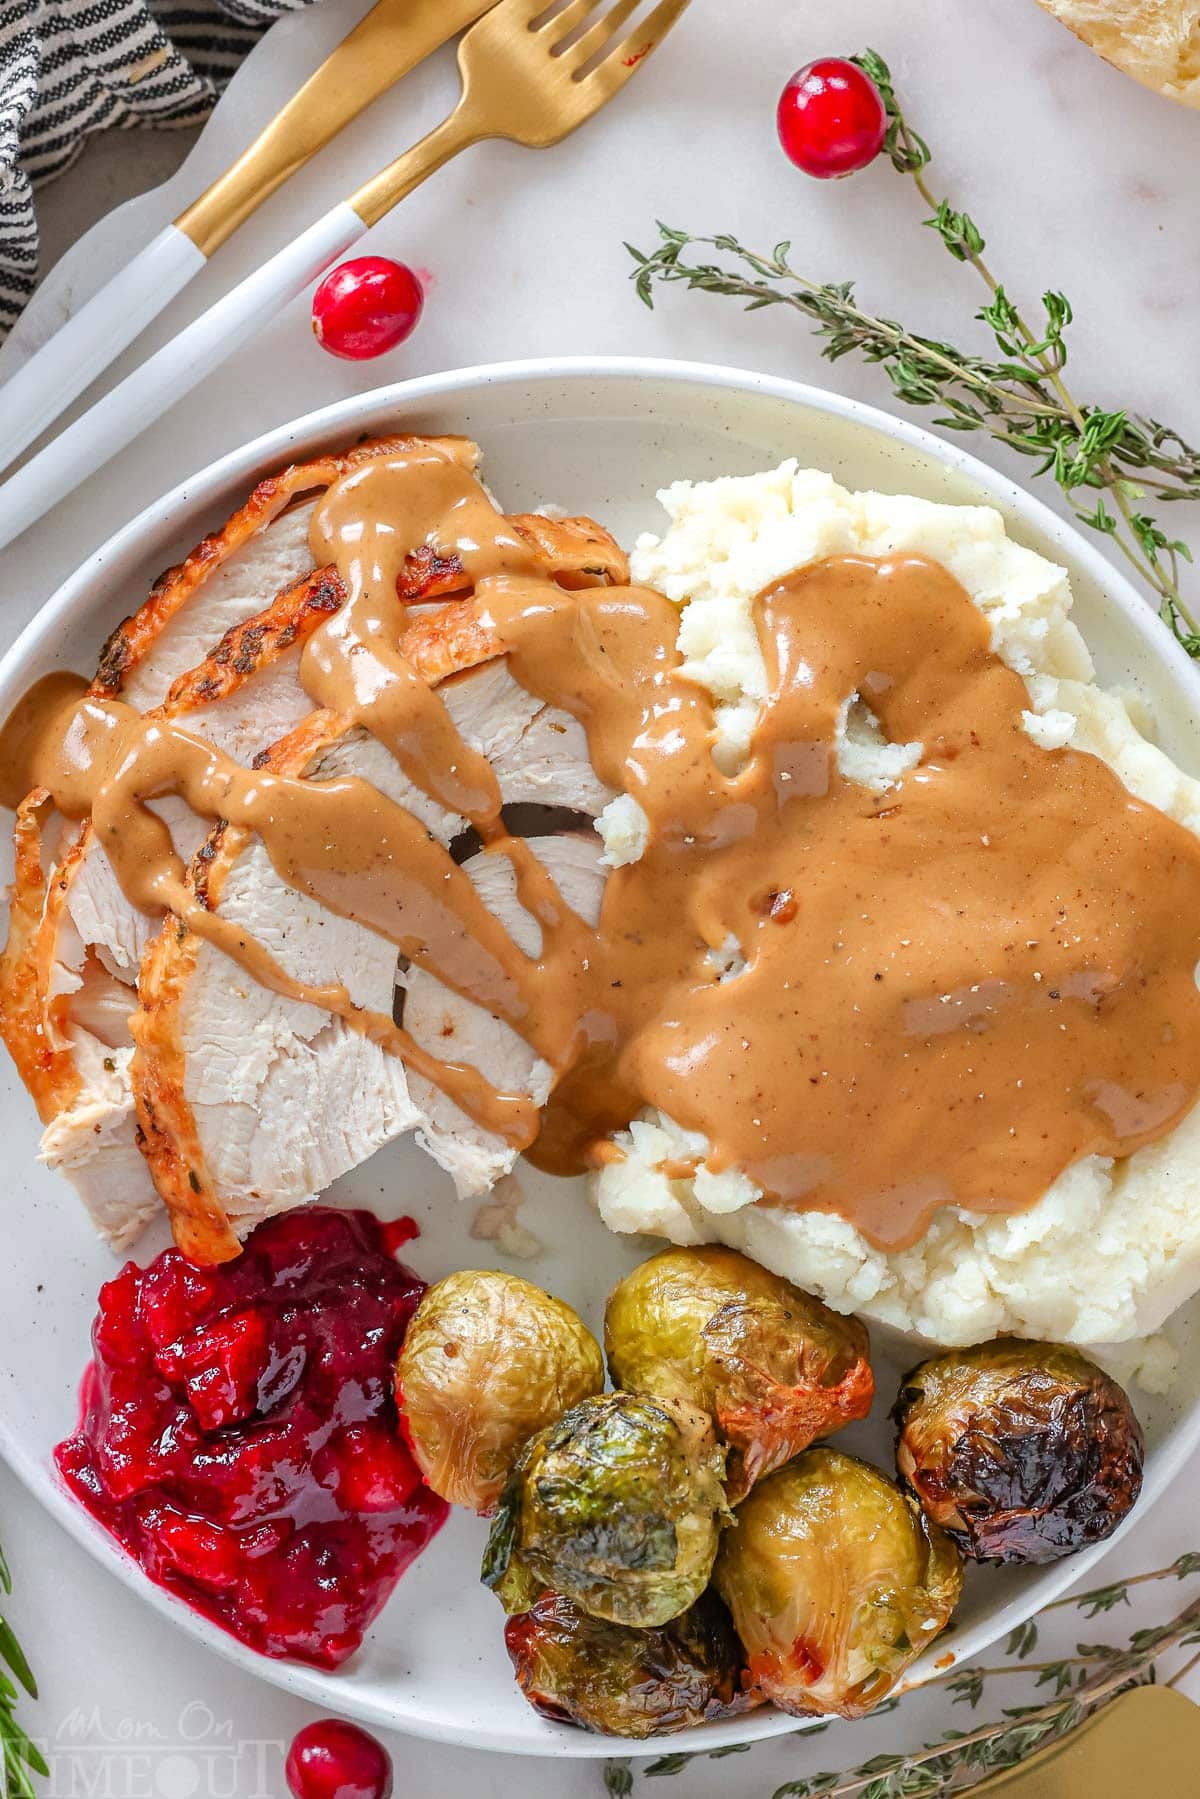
0, 0, 694, 551
352, 0, 691, 224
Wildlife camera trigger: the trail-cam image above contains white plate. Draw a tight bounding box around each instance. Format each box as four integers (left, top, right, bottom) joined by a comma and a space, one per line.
3, 358, 1200, 1758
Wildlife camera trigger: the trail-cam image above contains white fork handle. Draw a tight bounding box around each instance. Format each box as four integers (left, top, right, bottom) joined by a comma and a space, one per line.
0, 225, 207, 476
0, 202, 365, 553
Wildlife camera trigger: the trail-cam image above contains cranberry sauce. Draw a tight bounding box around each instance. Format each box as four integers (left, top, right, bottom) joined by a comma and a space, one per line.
56, 1206, 447, 1668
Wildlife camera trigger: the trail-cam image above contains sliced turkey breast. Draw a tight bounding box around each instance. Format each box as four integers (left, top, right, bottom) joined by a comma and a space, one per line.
27, 553, 379, 1249
90, 433, 478, 703
3, 436, 628, 1258
37, 626, 330, 1249
132, 641, 615, 1263
2, 435, 483, 1247
32, 608, 347, 1245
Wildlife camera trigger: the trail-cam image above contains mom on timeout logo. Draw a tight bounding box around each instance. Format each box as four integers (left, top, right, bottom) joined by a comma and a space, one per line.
38, 1701, 285, 1798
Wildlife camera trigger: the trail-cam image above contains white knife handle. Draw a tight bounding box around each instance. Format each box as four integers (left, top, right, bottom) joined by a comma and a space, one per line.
0, 203, 365, 553
0, 225, 207, 476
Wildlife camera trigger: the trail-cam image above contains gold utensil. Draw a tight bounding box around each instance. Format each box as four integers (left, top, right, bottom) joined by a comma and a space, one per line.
351, 0, 692, 225
0, 0, 496, 476
177, 0, 497, 256
966, 1685, 1200, 1795
0, 0, 695, 549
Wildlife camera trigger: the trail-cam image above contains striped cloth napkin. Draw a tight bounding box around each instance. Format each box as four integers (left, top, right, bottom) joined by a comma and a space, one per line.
0, 0, 316, 339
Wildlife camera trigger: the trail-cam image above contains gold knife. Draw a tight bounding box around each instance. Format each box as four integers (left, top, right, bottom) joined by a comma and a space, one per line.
966, 1685, 1200, 1795
0, 0, 495, 475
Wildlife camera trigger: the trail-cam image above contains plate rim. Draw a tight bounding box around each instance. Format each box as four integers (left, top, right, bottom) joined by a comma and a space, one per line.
3, 353, 1199, 1758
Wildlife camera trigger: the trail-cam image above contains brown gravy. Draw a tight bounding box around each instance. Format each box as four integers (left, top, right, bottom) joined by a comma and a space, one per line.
5, 446, 1200, 1251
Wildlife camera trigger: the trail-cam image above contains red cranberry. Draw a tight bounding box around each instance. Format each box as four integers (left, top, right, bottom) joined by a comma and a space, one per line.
777, 58, 886, 178
311, 257, 424, 361
286, 1720, 393, 1799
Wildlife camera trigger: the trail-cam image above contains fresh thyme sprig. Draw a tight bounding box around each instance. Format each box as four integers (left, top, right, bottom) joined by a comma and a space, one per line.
0, 1542, 44, 1798
601, 1554, 1200, 1797
627, 48, 1200, 654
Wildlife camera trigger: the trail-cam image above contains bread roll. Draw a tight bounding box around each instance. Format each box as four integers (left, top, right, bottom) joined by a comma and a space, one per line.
1036, 0, 1200, 106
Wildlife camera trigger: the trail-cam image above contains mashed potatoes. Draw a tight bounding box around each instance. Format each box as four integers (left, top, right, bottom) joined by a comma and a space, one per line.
593, 462, 1200, 1348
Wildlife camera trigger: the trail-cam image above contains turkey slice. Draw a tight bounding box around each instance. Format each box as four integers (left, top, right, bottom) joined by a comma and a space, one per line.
1, 434, 480, 1247
37, 575, 343, 1250
132, 619, 615, 1264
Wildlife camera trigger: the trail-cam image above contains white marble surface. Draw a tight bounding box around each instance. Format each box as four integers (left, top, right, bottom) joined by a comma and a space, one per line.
2, 1, 1200, 1792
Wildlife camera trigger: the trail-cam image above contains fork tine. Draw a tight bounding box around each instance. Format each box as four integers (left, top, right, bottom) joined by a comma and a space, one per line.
581, 0, 693, 92
531, 0, 594, 38
558, 0, 641, 70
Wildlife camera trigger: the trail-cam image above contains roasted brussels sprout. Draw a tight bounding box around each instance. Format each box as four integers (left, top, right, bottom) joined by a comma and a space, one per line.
714, 1448, 962, 1718
503, 1589, 757, 1737
482, 1392, 729, 1628
605, 1246, 873, 1499
395, 1269, 604, 1513
893, 1338, 1144, 1564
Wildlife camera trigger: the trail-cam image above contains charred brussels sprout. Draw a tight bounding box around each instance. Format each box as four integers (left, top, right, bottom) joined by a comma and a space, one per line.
482, 1392, 729, 1627
605, 1246, 873, 1498
503, 1589, 756, 1737
714, 1448, 962, 1718
395, 1270, 604, 1514
893, 1338, 1144, 1564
